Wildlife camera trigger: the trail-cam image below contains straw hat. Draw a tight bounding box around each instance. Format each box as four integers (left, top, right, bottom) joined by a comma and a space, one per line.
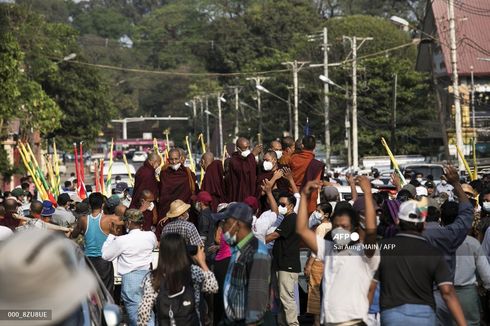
166, 199, 191, 219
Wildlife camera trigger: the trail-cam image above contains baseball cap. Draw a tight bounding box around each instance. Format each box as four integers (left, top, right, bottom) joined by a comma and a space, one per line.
11, 188, 27, 198
192, 191, 212, 204
425, 181, 435, 189
402, 184, 417, 198
115, 182, 129, 194
213, 202, 253, 226
106, 195, 121, 209
398, 198, 428, 223
41, 201, 55, 216
0, 229, 98, 325
123, 208, 144, 223
57, 193, 72, 206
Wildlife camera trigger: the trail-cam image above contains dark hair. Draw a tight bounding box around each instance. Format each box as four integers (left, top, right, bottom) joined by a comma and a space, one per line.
479, 187, 490, 209
64, 181, 72, 188
398, 220, 424, 233
332, 202, 359, 231
426, 206, 440, 223
373, 171, 380, 178
397, 189, 413, 202
21, 182, 29, 190
318, 202, 333, 216
409, 179, 421, 187
441, 201, 459, 225
271, 189, 281, 203
103, 204, 116, 215
302, 135, 316, 150
88, 192, 104, 210
279, 193, 297, 207
153, 233, 192, 294
20, 176, 29, 184
281, 136, 295, 149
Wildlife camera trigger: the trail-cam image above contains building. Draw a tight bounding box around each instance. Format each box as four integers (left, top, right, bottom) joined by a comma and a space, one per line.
416, 0, 490, 161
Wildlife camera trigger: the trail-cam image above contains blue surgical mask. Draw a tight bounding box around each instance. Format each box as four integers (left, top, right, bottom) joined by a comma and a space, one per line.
223, 221, 238, 246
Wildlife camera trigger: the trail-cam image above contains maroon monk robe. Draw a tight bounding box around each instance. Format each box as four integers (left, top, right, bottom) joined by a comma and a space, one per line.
0, 212, 20, 231
156, 166, 198, 236
129, 161, 159, 209
225, 152, 257, 202
201, 160, 225, 213
255, 170, 274, 215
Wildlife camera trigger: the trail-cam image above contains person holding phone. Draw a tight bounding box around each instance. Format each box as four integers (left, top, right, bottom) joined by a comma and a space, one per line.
137, 233, 218, 326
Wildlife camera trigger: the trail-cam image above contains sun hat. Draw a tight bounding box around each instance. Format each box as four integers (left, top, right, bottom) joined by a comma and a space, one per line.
461, 183, 477, 200
0, 229, 97, 325
166, 199, 191, 219
213, 202, 253, 226
41, 200, 55, 217
398, 198, 428, 223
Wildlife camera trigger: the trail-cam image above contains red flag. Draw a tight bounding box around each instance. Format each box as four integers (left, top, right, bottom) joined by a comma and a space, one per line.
79, 142, 85, 184
73, 143, 87, 200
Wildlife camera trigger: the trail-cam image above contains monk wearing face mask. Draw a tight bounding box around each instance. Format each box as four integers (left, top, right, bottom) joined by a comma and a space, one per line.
225, 137, 262, 202
157, 148, 198, 237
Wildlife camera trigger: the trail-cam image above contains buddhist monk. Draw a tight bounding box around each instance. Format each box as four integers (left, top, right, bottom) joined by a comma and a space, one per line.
225, 137, 262, 202
256, 150, 283, 214
290, 135, 325, 214
157, 148, 198, 235
200, 152, 225, 212
130, 152, 160, 209
278, 136, 295, 166
136, 189, 157, 231
270, 140, 283, 160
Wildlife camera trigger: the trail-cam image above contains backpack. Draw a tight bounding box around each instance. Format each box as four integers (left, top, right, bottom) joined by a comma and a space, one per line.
156, 279, 199, 326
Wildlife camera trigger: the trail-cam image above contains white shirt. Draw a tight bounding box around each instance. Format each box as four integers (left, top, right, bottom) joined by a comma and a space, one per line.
316, 236, 380, 324
371, 179, 384, 186
0, 226, 13, 241
252, 210, 278, 243
102, 229, 157, 275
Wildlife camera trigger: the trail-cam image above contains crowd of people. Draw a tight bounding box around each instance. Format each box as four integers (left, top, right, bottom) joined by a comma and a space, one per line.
1, 135, 490, 326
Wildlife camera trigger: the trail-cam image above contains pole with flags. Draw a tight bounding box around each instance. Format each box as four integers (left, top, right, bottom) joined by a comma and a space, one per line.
105, 139, 114, 194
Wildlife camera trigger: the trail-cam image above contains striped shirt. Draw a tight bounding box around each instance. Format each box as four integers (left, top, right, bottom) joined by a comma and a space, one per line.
223, 232, 271, 324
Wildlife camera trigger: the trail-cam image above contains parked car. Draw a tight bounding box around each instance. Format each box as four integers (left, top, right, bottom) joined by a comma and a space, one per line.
103, 161, 136, 186
132, 151, 147, 162
403, 163, 444, 180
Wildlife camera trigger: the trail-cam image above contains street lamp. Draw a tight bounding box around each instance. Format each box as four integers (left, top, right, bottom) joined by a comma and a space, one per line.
319, 75, 346, 91
256, 85, 291, 137
217, 95, 226, 156
390, 16, 410, 31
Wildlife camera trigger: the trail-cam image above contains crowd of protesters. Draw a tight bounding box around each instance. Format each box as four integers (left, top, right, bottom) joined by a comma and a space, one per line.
1, 135, 490, 326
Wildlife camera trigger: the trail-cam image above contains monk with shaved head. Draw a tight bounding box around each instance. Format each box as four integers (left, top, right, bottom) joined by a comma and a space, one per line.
225, 137, 262, 202
200, 152, 225, 212
157, 148, 198, 236
130, 151, 161, 211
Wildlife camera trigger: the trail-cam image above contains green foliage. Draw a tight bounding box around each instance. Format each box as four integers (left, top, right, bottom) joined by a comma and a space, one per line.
0, 29, 22, 122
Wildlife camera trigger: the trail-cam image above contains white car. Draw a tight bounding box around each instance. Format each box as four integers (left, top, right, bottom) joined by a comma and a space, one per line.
103, 161, 136, 185
132, 151, 147, 162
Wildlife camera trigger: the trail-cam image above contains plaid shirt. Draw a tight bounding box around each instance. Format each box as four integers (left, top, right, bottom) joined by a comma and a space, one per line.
223, 232, 271, 324
161, 219, 203, 246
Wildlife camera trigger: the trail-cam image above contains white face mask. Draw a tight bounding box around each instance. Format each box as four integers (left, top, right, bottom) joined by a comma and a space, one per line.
331, 227, 351, 246
483, 202, 490, 212
240, 149, 251, 158
417, 178, 423, 183
171, 163, 181, 171
441, 180, 447, 186
275, 150, 283, 160
278, 205, 288, 215
147, 202, 154, 211
263, 161, 273, 171
255, 155, 259, 163
311, 211, 323, 221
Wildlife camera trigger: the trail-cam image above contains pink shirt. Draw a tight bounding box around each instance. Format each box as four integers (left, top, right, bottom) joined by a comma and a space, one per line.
215, 233, 231, 261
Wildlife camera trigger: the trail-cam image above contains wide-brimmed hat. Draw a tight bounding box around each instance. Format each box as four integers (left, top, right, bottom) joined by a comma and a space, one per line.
41, 200, 55, 216
166, 199, 191, 219
0, 229, 97, 325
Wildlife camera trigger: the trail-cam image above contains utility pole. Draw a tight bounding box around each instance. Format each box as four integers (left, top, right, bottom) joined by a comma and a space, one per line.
345, 83, 352, 167
197, 96, 204, 136
343, 35, 372, 169
246, 77, 269, 144
282, 61, 309, 140
392, 73, 398, 153
287, 86, 293, 136
227, 86, 242, 142
205, 96, 210, 146
322, 27, 330, 170
448, 0, 464, 172
470, 66, 476, 135
217, 93, 224, 157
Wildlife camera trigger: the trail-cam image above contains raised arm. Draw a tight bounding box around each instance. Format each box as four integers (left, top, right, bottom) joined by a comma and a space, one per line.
296, 181, 322, 254
283, 167, 299, 194
357, 176, 376, 257
262, 179, 278, 214
347, 173, 358, 202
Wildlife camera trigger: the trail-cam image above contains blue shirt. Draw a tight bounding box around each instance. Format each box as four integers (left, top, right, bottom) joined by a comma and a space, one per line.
84, 213, 108, 257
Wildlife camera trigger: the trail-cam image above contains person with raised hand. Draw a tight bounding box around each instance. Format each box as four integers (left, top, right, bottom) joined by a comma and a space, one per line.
296, 176, 379, 326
